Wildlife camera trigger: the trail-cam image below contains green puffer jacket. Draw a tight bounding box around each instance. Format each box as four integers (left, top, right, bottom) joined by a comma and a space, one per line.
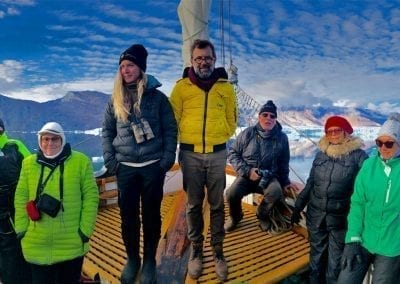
346, 153, 400, 257
14, 150, 99, 265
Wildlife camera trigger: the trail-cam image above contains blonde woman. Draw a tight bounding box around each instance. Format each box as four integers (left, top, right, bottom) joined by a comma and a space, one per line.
102, 44, 177, 284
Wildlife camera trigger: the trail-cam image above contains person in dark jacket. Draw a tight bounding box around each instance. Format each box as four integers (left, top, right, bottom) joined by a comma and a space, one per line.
102, 44, 177, 284
0, 118, 31, 284
291, 115, 368, 284
225, 100, 299, 232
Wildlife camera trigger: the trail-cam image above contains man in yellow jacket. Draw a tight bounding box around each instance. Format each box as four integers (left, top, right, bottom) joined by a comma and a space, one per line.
170, 39, 237, 282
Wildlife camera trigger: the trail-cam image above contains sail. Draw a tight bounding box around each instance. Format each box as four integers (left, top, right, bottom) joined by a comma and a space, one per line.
177, 0, 212, 68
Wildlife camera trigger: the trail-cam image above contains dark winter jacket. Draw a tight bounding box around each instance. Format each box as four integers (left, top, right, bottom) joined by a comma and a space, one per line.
295, 136, 368, 229
102, 75, 177, 174
228, 121, 291, 187
0, 133, 31, 216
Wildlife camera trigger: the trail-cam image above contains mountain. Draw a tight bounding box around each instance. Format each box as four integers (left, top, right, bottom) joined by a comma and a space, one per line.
0, 91, 110, 132
0, 91, 387, 133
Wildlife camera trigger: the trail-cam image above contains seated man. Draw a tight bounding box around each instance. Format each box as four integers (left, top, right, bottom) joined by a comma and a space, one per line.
225, 100, 298, 232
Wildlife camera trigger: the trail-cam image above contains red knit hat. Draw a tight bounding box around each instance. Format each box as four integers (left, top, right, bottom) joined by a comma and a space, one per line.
324, 116, 353, 134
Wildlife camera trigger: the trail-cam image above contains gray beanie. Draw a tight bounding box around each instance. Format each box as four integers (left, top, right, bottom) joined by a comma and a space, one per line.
377, 113, 400, 142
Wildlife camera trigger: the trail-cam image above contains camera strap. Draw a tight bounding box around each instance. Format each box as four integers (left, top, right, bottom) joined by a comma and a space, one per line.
35, 162, 64, 207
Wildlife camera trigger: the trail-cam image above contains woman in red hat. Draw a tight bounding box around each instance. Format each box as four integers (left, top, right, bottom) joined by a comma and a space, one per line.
291, 115, 368, 283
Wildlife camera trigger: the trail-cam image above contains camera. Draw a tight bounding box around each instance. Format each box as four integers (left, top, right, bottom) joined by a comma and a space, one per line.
131, 118, 155, 144
256, 169, 273, 189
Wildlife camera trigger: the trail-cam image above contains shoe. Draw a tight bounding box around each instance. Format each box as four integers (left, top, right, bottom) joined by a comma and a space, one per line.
188, 242, 203, 279
213, 244, 228, 281
224, 213, 243, 232
121, 257, 141, 284
140, 257, 156, 284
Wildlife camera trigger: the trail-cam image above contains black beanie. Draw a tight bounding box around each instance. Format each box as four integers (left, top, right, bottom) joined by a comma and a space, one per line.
119, 44, 148, 72
259, 100, 277, 117
0, 118, 4, 131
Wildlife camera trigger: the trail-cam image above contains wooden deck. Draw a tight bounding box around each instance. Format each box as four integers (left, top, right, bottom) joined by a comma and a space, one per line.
82, 189, 310, 283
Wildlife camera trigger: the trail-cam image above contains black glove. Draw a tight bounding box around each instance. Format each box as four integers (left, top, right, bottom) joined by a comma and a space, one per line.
290, 208, 302, 224
341, 242, 364, 271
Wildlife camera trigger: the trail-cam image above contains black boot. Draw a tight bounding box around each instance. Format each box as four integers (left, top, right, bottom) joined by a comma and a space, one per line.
121, 256, 141, 284
140, 243, 158, 284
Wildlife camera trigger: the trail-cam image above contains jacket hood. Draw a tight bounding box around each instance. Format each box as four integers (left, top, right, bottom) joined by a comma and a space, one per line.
146, 74, 162, 90
318, 135, 364, 158
0, 132, 8, 148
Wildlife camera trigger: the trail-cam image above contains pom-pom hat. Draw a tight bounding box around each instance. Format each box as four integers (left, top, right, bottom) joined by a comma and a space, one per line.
119, 44, 148, 72
259, 100, 277, 117
377, 113, 400, 142
324, 116, 353, 134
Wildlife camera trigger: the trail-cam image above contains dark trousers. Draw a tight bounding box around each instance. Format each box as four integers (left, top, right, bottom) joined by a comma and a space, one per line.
338, 246, 400, 284
0, 231, 32, 284
225, 176, 283, 221
308, 225, 346, 284
116, 162, 165, 259
179, 150, 226, 246
30, 256, 83, 284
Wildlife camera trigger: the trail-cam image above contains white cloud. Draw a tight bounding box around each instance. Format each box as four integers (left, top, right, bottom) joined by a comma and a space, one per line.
3, 77, 114, 102
0, 60, 22, 84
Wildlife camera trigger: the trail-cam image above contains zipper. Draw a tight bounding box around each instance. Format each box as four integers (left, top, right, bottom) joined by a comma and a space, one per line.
202, 91, 209, 153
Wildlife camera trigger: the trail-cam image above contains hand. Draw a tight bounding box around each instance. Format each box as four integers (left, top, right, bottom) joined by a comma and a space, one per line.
290, 208, 302, 224
249, 168, 260, 181
341, 243, 364, 271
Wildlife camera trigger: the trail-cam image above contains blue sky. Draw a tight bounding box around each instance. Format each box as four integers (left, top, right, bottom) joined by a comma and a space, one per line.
1, 0, 399, 114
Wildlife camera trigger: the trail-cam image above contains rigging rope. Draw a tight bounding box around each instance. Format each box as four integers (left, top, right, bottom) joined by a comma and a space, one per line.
219, 0, 225, 67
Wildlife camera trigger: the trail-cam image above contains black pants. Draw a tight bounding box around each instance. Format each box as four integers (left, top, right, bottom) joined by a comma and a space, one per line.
225, 176, 283, 221
116, 162, 165, 258
30, 256, 83, 284
338, 246, 400, 284
308, 224, 346, 284
0, 231, 32, 284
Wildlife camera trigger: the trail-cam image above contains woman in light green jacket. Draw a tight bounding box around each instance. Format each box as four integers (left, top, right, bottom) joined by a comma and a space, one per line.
14, 122, 98, 284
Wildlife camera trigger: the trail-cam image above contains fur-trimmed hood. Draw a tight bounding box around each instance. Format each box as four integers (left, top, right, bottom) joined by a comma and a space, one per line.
318, 135, 364, 159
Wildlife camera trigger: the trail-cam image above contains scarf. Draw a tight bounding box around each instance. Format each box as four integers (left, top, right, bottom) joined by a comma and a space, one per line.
184, 67, 228, 92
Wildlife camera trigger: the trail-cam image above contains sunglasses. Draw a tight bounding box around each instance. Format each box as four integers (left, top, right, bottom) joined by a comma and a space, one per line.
375, 140, 396, 149
41, 136, 61, 143
260, 113, 276, 119
326, 129, 343, 136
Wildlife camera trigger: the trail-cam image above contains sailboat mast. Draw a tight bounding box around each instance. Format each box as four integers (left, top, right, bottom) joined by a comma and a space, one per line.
177, 0, 212, 69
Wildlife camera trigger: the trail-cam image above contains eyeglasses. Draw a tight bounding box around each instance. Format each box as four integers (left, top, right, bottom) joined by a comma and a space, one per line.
193, 56, 214, 64
41, 136, 61, 143
375, 140, 396, 149
326, 129, 343, 136
260, 113, 276, 119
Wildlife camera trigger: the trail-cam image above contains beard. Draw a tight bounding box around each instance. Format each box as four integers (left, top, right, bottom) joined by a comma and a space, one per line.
193, 65, 214, 79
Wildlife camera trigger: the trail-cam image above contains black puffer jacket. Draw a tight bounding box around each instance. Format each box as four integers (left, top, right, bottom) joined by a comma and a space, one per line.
295, 136, 368, 229
228, 121, 291, 187
102, 75, 177, 174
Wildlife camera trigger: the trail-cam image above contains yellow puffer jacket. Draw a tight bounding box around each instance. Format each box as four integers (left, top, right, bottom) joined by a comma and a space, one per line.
170, 76, 237, 153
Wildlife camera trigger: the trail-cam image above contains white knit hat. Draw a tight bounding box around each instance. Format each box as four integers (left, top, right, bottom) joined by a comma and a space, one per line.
377, 113, 400, 142
38, 122, 66, 158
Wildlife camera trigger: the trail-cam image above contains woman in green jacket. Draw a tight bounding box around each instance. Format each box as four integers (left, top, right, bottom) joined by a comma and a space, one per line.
14, 122, 99, 284
338, 113, 400, 284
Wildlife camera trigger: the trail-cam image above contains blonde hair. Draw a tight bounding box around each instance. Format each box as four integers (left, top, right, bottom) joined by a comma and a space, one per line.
112, 69, 148, 122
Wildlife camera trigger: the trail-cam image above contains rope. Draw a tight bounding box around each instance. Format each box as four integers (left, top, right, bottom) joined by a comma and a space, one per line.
219, 0, 225, 67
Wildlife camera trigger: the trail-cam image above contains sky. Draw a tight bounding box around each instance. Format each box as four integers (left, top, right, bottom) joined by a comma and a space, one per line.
1, 0, 400, 114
